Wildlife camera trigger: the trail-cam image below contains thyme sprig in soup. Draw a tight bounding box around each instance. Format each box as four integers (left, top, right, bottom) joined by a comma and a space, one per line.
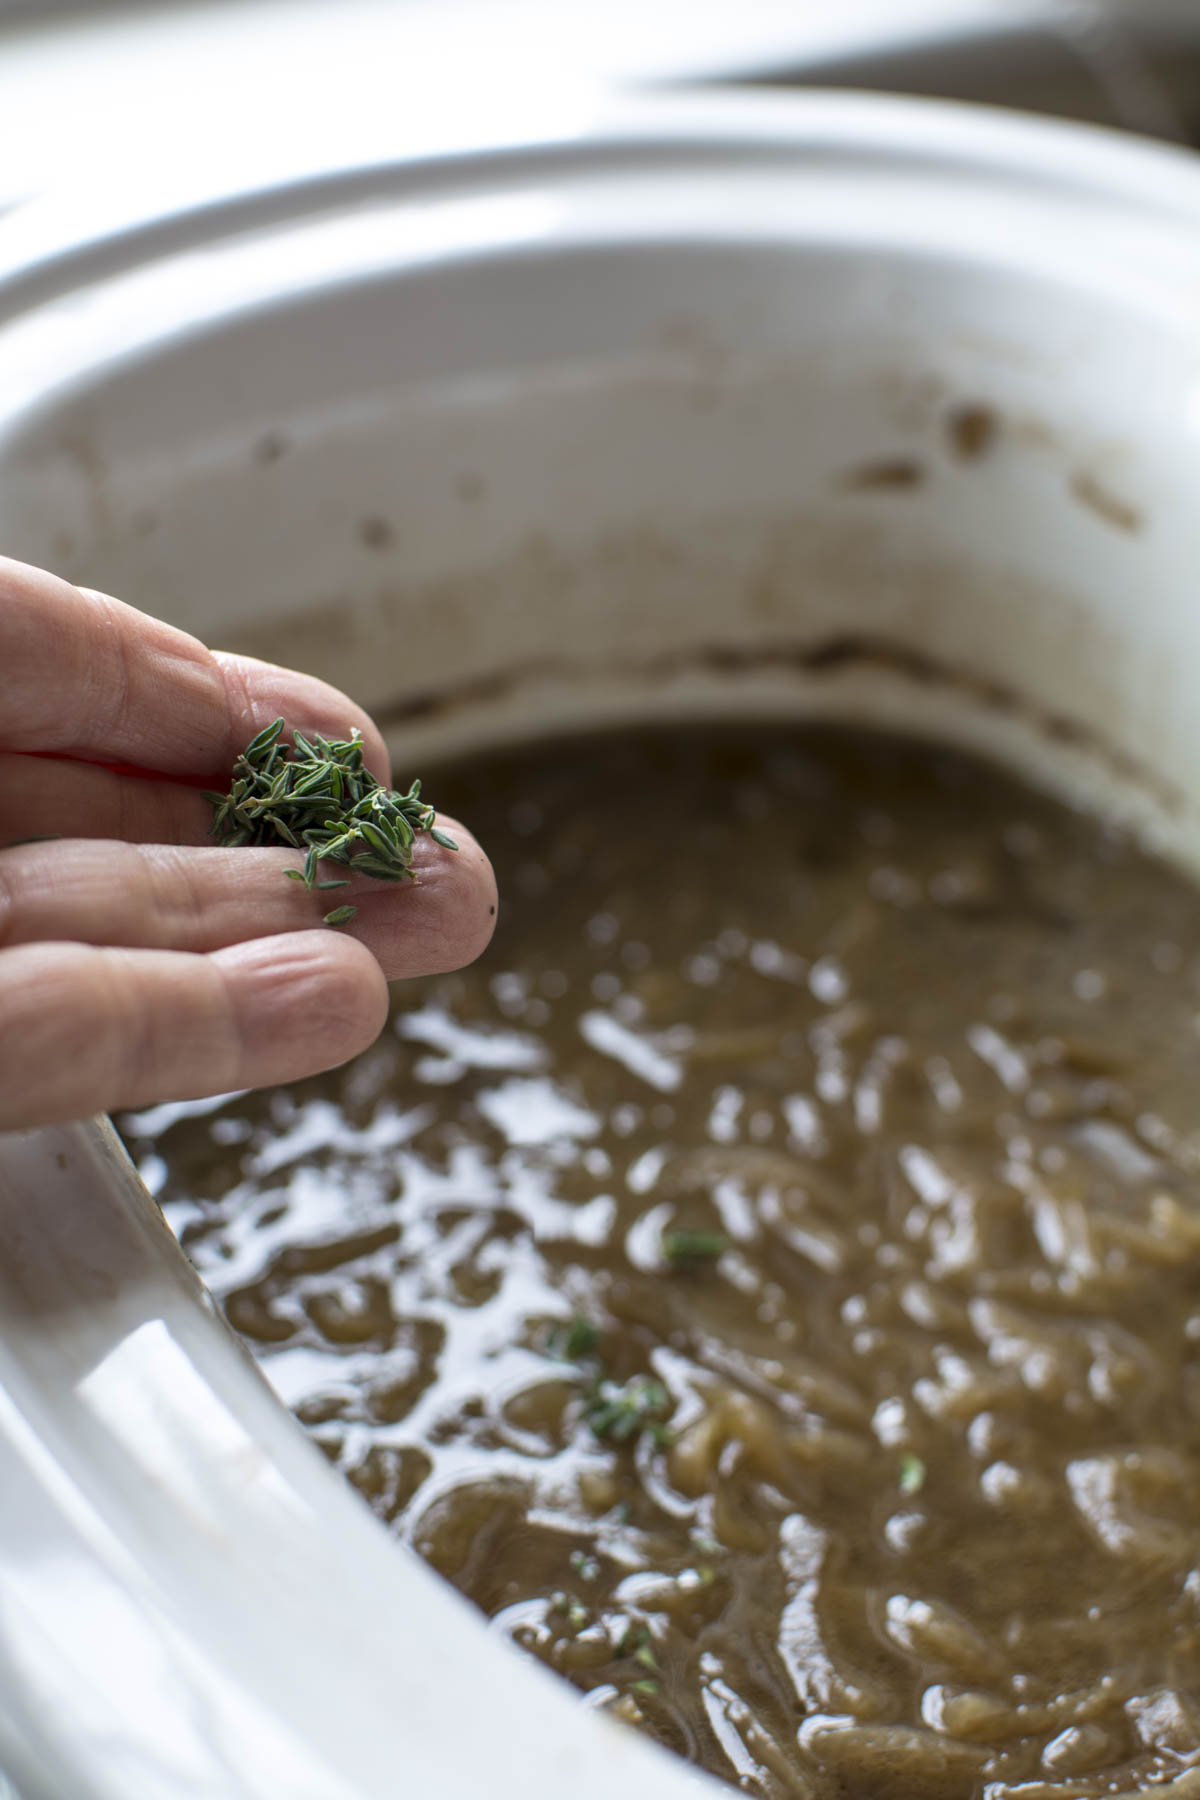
123, 726, 1200, 1800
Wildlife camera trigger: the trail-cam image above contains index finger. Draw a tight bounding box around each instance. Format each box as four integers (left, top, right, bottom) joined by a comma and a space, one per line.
0, 557, 390, 782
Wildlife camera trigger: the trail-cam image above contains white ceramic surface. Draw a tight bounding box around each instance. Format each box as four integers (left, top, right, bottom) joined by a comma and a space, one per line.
3, 91, 1200, 1798
0, 2, 1104, 208
2, 0, 1198, 211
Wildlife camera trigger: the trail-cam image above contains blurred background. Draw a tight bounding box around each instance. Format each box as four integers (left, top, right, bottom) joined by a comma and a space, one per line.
3, 0, 1200, 218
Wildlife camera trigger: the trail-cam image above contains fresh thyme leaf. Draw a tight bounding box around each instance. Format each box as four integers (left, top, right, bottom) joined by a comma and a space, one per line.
662, 1229, 729, 1266
618, 1623, 658, 1668
206, 717, 458, 925
899, 1452, 927, 1496
358, 820, 394, 858
322, 905, 358, 927
242, 717, 285, 762
565, 1317, 601, 1360
630, 1628, 659, 1672
546, 1315, 601, 1362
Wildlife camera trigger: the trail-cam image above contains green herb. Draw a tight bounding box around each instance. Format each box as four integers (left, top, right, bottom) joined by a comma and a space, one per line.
630, 1679, 660, 1699
547, 1316, 601, 1362
564, 1317, 600, 1360
321, 904, 358, 927
554, 1326, 672, 1452
899, 1452, 927, 1496
204, 717, 457, 925
662, 1228, 729, 1266
549, 1593, 590, 1633
584, 1375, 673, 1448
617, 1623, 659, 1671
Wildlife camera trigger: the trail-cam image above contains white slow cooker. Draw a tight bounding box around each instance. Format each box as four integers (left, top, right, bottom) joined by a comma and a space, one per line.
2, 91, 1200, 1800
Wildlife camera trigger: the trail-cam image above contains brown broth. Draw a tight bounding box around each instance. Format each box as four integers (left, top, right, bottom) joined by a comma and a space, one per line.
122, 726, 1200, 1799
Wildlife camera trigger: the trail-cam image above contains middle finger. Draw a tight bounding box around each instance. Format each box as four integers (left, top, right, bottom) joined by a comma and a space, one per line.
0, 832, 498, 982
0, 751, 212, 847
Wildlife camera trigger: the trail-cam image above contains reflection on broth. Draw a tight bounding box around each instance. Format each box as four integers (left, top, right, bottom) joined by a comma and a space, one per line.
122, 727, 1200, 1800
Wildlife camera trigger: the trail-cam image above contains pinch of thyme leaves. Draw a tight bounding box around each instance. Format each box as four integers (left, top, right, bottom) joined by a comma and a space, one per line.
543, 1317, 672, 1451
584, 1374, 673, 1449
203, 717, 457, 926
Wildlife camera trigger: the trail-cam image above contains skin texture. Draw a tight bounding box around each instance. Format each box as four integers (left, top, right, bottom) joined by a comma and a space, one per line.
0, 556, 498, 1129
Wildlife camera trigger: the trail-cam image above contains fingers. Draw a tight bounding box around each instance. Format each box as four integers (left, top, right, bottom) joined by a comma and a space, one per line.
0, 752, 211, 848
210, 647, 390, 784
0, 736, 444, 852
0, 934, 390, 1132
0, 557, 389, 781
0, 558, 500, 1130
0, 818, 496, 982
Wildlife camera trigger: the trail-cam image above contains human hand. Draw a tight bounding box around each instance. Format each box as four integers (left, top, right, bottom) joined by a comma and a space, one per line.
0, 557, 497, 1130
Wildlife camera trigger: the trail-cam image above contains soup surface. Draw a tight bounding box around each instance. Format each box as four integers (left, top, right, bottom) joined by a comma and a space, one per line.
123, 726, 1200, 1800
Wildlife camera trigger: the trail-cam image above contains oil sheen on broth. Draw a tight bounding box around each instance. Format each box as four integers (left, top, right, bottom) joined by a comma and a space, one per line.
123, 727, 1200, 1800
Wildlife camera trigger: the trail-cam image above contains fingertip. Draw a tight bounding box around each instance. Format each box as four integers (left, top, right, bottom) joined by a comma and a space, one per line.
426, 814, 500, 971
352, 815, 498, 981
214, 930, 389, 1077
